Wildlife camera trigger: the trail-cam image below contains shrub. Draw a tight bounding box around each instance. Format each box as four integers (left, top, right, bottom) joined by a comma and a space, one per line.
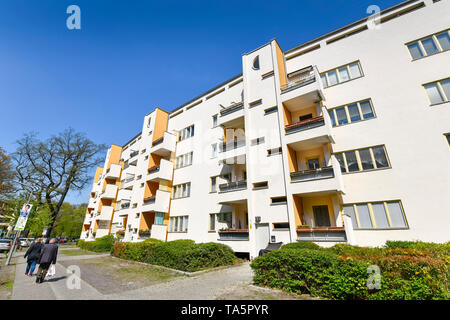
77, 235, 116, 253
112, 239, 237, 272
250, 242, 449, 300
281, 241, 320, 250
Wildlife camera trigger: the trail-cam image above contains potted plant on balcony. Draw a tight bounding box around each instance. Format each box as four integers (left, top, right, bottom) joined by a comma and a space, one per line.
297, 224, 311, 230
138, 229, 151, 238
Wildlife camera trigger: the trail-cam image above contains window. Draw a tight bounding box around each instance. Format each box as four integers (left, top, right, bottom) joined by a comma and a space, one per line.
271, 196, 287, 205
210, 177, 217, 193
179, 125, 194, 141
321, 61, 363, 88
343, 201, 408, 229
445, 134, 450, 146
267, 147, 282, 156
173, 182, 191, 199
169, 216, 189, 232
154, 212, 164, 225
211, 144, 217, 158
209, 214, 216, 231
273, 222, 290, 229
175, 152, 193, 169
252, 55, 260, 70
218, 212, 232, 224
253, 181, 268, 189
251, 137, 265, 145
328, 99, 375, 127
424, 78, 450, 105
264, 106, 278, 115
407, 29, 450, 60
334, 145, 390, 174
212, 114, 218, 128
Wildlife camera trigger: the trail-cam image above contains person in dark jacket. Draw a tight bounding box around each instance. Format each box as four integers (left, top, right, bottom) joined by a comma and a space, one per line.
24, 238, 43, 276
36, 238, 58, 283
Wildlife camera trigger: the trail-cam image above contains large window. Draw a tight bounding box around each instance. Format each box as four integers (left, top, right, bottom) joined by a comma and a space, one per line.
212, 114, 218, 128
210, 177, 217, 193
407, 29, 450, 60
209, 214, 216, 231
334, 145, 390, 174
179, 125, 194, 141
423, 78, 450, 105
175, 152, 193, 169
321, 61, 363, 88
173, 182, 191, 199
329, 99, 375, 127
343, 201, 408, 229
211, 143, 217, 158
169, 216, 189, 232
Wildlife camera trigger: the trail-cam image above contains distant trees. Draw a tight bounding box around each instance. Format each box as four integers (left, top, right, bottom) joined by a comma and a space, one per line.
0, 147, 14, 198
52, 202, 87, 238
12, 128, 106, 237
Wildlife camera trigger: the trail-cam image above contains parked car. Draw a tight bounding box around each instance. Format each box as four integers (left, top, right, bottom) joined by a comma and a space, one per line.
0, 239, 12, 252
19, 238, 30, 247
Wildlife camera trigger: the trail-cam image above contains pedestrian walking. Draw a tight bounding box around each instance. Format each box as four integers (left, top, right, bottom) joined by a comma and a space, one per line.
35, 238, 58, 284
23, 238, 43, 277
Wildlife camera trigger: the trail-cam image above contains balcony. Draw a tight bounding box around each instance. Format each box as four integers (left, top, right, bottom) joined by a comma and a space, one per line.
218, 138, 246, 165
105, 163, 121, 180
87, 197, 96, 209
219, 180, 247, 193
281, 65, 324, 105
297, 227, 346, 242
285, 107, 334, 149
218, 102, 244, 127
141, 189, 171, 213
150, 132, 176, 157
147, 159, 174, 182
117, 188, 132, 201
129, 150, 139, 159
100, 184, 118, 199
83, 215, 92, 225
120, 175, 135, 190
96, 205, 114, 221
290, 157, 344, 195
218, 180, 248, 205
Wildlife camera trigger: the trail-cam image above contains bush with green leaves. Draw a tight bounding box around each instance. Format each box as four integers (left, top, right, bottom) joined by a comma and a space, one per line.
77, 235, 116, 252
251, 241, 449, 300
281, 241, 320, 251
112, 239, 237, 272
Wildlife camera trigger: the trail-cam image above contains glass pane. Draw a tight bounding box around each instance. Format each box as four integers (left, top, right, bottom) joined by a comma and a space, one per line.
343, 205, 358, 228
186, 183, 191, 196
335, 107, 348, 125
345, 151, 359, 172
360, 100, 374, 119
321, 74, 328, 87
191, 125, 194, 137
436, 32, 450, 51
338, 67, 350, 82
356, 204, 372, 228
371, 203, 389, 228
347, 103, 361, 122
440, 79, 450, 101
407, 42, 424, 60
328, 70, 338, 86
349, 63, 362, 78
335, 153, 346, 172
372, 146, 389, 168
425, 83, 444, 104
359, 148, 374, 170
387, 202, 406, 228
179, 217, 183, 231
184, 217, 188, 231
421, 37, 439, 55
210, 214, 215, 230
329, 110, 336, 127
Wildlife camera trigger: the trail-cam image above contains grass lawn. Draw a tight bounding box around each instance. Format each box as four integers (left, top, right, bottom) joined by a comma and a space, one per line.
59, 248, 99, 256
0, 255, 16, 300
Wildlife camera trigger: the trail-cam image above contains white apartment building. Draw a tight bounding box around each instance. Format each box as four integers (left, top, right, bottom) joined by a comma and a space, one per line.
81, 0, 450, 259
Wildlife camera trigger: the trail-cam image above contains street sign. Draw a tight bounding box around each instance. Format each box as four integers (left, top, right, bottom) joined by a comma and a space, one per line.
14, 203, 32, 231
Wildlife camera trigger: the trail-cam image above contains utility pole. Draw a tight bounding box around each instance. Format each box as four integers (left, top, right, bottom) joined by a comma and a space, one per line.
5, 184, 32, 266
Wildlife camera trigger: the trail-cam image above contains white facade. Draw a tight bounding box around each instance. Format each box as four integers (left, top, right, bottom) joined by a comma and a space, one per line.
81, 0, 450, 258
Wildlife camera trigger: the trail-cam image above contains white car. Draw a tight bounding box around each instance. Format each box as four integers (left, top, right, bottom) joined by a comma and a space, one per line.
19, 238, 30, 247
0, 239, 12, 252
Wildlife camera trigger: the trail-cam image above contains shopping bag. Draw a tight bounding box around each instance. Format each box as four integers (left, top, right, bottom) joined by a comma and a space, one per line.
46, 264, 56, 277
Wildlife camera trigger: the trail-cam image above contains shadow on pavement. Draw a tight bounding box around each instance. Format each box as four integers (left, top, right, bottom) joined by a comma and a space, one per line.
45, 276, 67, 283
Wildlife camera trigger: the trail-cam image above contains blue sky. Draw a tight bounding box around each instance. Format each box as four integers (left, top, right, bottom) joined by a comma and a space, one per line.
0, 0, 402, 204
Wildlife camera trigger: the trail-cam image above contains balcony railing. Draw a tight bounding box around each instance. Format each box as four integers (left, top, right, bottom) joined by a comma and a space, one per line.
152, 137, 164, 147
285, 115, 325, 134
281, 66, 316, 92
130, 150, 139, 158
143, 196, 156, 205
290, 165, 334, 182
218, 180, 247, 193
219, 101, 244, 117
218, 229, 249, 241
219, 138, 246, 152
121, 202, 130, 209
297, 227, 346, 242
148, 165, 160, 174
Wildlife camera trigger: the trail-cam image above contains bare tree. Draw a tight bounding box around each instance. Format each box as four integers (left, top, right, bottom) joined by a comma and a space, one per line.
13, 128, 106, 237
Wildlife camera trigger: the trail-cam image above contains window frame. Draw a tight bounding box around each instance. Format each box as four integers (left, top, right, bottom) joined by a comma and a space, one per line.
406, 29, 450, 61
423, 78, 450, 105
320, 61, 364, 88
344, 200, 408, 230
334, 145, 391, 174
172, 182, 191, 199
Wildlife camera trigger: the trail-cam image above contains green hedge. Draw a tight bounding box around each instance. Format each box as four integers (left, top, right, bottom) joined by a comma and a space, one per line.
112, 239, 237, 272
77, 235, 116, 252
251, 241, 449, 300
281, 241, 320, 251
